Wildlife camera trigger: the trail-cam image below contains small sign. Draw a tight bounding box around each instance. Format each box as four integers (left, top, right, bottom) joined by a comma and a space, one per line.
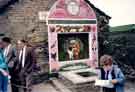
38, 11, 48, 21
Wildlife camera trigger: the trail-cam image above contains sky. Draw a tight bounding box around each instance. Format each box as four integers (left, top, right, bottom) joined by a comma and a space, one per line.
90, 0, 135, 27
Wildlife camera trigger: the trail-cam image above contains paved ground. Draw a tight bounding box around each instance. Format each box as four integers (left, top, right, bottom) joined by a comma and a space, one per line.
125, 81, 135, 92
8, 82, 59, 92
33, 81, 135, 92
32, 83, 59, 92
8, 81, 135, 92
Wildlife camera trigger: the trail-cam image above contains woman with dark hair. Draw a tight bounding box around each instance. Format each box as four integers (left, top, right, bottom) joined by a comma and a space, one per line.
0, 41, 9, 92
1, 37, 16, 92
98, 55, 125, 92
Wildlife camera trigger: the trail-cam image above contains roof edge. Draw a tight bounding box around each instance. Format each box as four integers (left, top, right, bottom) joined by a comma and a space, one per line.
85, 0, 111, 19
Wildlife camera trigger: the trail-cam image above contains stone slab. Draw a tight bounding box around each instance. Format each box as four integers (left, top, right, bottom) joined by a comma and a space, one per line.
59, 68, 98, 84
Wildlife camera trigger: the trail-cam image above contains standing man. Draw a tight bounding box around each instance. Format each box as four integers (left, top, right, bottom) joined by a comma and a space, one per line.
1, 37, 17, 92
16, 39, 36, 92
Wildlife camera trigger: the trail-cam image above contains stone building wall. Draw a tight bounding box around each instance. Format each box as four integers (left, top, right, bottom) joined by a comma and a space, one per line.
0, 0, 110, 76
6, 0, 55, 40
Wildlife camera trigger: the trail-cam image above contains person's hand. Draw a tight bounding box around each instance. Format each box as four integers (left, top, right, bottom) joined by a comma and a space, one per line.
0, 69, 9, 77
111, 79, 118, 84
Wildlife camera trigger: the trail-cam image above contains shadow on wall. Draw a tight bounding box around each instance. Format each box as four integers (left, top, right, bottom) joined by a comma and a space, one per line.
0, 33, 5, 39
0, 0, 19, 14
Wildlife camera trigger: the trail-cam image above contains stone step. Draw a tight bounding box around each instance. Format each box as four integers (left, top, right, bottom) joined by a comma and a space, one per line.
52, 79, 72, 92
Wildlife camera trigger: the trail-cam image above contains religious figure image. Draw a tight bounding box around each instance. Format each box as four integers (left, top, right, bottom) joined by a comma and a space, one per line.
58, 33, 89, 61
67, 39, 81, 60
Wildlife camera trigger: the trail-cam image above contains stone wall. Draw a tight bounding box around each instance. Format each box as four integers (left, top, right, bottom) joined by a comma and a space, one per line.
0, 0, 56, 77
106, 32, 135, 80
6, 0, 55, 40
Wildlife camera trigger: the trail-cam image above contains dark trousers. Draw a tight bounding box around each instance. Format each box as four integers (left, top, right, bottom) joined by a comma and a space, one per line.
9, 68, 20, 92
19, 72, 33, 92
11, 78, 20, 92
103, 87, 116, 92
10, 66, 33, 92
11, 74, 32, 92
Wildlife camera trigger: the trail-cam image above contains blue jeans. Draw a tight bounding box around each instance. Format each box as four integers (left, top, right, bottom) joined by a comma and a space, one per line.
0, 73, 8, 92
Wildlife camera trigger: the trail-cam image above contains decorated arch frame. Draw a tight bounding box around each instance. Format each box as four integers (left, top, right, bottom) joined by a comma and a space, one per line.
47, 0, 98, 73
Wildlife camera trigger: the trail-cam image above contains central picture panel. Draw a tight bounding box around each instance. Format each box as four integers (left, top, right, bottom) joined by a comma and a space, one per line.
58, 33, 89, 62
48, 25, 95, 72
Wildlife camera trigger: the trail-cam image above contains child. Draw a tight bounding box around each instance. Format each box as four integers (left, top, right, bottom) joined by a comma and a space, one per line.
98, 55, 125, 92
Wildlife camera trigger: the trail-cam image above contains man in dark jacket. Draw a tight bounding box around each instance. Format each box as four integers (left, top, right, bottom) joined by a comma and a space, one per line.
15, 39, 36, 92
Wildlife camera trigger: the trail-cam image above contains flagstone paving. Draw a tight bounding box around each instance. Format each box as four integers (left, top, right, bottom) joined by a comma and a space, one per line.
8, 80, 135, 92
